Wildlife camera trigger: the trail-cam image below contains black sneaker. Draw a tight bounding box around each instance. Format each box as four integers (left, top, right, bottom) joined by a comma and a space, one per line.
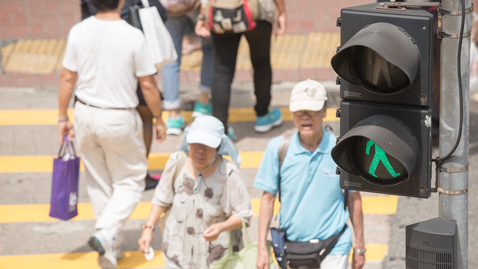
145, 173, 159, 190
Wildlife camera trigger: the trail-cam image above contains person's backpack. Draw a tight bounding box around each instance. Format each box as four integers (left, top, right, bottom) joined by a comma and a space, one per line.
159, 0, 199, 14
205, 0, 260, 34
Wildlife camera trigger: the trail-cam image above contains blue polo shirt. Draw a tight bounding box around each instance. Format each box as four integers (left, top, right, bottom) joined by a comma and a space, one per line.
254, 129, 352, 255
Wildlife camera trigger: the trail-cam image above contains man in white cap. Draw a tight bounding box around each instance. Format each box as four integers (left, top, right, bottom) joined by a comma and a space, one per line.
254, 79, 365, 269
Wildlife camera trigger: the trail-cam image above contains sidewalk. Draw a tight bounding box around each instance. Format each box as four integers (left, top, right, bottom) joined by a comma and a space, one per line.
0, 0, 376, 88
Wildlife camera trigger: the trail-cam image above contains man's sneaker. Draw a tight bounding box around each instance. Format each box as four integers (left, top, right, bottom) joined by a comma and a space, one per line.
165, 115, 184, 135
227, 126, 238, 142
191, 101, 212, 118
88, 231, 117, 269
254, 108, 283, 133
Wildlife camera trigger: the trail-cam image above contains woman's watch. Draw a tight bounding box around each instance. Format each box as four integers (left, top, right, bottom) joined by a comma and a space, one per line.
354, 248, 366, 255
197, 13, 205, 21
142, 224, 155, 231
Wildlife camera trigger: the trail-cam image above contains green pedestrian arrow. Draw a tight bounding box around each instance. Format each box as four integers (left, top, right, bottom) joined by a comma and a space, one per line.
366, 140, 401, 178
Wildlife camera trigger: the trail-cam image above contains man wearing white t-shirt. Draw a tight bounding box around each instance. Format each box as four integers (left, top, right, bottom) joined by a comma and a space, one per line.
57, 0, 166, 268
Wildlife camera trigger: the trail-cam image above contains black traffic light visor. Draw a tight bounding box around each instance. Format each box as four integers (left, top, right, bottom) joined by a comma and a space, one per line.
331, 115, 419, 186
331, 22, 420, 95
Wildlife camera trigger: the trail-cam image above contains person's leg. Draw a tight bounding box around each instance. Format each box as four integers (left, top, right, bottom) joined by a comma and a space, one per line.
94, 109, 146, 238
162, 15, 187, 134
74, 103, 122, 268
192, 34, 215, 117
319, 254, 349, 269
244, 21, 282, 133
211, 33, 242, 131
244, 21, 273, 117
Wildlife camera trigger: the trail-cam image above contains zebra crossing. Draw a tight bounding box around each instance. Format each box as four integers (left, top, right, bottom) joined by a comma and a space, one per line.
0, 91, 393, 269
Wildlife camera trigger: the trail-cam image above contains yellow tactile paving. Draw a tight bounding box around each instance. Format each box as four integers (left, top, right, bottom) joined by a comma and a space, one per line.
179, 49, 203, 71
4, 33, 339, 74
4, 39, 66, 74
0, 196, 397, 223
302, 32, 340, 68
0, 107, 338, 126
1, 43, 15, 67
271, 35, 308, 70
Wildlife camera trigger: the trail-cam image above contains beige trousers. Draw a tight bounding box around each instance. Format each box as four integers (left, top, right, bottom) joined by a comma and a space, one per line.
74, 102, 146, 242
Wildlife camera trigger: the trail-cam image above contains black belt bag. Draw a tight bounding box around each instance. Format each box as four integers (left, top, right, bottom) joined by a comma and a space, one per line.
271, 224, 347, 269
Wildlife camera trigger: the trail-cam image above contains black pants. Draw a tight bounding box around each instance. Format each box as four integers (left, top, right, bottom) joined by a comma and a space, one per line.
211, 21, 273, 130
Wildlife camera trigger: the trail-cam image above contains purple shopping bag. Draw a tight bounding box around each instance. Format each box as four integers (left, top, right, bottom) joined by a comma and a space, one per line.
49, 136, 80, 220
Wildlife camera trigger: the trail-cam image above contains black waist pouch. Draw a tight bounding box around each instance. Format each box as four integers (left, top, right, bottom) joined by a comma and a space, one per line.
273, 225, 347, 269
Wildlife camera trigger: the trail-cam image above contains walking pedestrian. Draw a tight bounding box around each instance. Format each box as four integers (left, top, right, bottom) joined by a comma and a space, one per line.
254, 80, 366, 269
80, 0, 168, 190
58, 0, 167, 267
195, 0, 287, 139
160, 0, 215, 135
138, 115, 253, 268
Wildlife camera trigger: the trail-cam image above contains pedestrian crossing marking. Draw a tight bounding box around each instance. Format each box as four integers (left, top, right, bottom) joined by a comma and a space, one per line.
0, 107, 338, 126
0, 250, 165, 269
0, 152, 263, 173
0, 196, 398, 223
0, 242, 387, 269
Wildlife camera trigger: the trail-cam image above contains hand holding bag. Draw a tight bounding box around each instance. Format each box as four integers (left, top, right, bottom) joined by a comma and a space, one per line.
139, 0, 178, 65
49, 136, 80, 221
210, 214, 274, 269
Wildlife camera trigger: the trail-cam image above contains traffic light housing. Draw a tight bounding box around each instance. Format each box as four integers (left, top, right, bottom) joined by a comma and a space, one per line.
330, 3, 433, 198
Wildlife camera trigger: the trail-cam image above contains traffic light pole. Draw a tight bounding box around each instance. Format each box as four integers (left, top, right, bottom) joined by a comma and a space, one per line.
439, 0, 471, 267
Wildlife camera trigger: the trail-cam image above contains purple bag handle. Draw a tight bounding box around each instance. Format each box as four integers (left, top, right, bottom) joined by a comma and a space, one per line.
58, 135, 78, 158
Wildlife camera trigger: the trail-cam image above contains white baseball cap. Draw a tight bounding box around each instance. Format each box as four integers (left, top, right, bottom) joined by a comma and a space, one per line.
289, 79, 328, 112
186, 116, 224, 148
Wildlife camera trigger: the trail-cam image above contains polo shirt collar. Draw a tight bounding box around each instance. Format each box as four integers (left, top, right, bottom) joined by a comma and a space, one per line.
291, 127, 330, 155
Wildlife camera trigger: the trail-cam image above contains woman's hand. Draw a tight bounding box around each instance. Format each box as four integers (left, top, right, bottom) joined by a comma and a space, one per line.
195, 19, 211, 38
203, 223, 223, 242
275, 12, 286, 35
138, 229, 154, 253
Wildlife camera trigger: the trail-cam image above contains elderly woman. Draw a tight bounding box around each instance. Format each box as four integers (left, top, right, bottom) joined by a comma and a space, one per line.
138, 116, 253, 268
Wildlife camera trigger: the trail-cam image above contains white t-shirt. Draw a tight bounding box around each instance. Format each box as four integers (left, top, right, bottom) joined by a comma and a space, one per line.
62, 17, 157, 108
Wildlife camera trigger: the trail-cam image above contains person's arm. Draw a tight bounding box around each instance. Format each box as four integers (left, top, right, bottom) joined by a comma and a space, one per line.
58, 68, 78, 143
138, 205, 168, 253
138, 75, 166, 142
256, 191, 275, 269
202, 214, 243, 242
273, 0, 286, 35
348, 191, 365, 269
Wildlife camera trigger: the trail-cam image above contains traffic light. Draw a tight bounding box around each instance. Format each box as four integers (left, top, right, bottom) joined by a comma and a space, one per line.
330, 3, 434, 198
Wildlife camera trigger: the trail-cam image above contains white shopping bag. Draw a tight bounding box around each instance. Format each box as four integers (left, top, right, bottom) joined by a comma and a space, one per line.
139, 0, 178, 65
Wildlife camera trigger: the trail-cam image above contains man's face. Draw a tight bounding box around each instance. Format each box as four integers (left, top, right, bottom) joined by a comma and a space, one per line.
292, 108, 327, 138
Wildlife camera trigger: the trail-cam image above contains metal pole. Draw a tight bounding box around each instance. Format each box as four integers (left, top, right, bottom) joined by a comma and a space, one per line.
439, 0, 471, 267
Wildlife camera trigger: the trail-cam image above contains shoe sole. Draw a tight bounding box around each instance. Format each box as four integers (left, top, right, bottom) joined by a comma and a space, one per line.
98, 255, 116, 269
254, 115, 283, 133
88, 236, 105, 256
191, 111, 211, 118
166, 128, 182, 135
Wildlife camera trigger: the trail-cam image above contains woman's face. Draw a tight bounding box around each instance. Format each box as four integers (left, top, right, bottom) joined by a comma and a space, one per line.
189, 143, 218, 170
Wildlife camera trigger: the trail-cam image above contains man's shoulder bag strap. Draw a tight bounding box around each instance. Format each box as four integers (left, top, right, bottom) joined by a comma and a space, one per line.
277, 133, 293, 203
